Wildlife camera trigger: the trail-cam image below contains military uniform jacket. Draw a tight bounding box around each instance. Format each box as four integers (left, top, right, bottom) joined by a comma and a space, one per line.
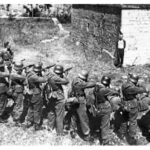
47, 72, 69, 100
122, 81, 146, 101
71, 77, 95, 96
0, 71, 9, 94
27, 71, 47, 95
94, 84, 119, 104
10, 72, 26, 93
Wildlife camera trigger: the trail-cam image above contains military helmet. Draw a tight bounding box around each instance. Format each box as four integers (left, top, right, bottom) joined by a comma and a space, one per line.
129, 73, 139, 84
33, 63, 42, 72
54, 65, 64, 74
78, 70, 89, 80
101, 76, 111, 86
14, 61, 23, 71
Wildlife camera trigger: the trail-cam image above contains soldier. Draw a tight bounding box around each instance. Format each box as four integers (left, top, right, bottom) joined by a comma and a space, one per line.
118, 73, 147, 145
33, 63, 43, 77
0, 41, 14, 72
0, 56, 9, 123
25, 63, 49, 131
46, 65, 69, 135
10, 61, 26, 126
33, 62, 56, 77
68, 70, 96, 141
93, 76, 119, 145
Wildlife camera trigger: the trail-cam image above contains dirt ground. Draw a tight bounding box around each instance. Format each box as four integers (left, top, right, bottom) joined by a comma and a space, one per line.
0, 23, 150, 145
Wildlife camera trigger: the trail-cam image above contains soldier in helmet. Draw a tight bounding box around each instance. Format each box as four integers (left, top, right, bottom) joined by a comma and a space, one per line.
117, 73, 147, 145
25, 63, 49, 131
0, 41, 14, 72
46, 65, 69, 135
33, 63, 43, 77
0, 56, 10, 123
33, 62, 55, 77
67, 70, 96, 141
10, 61, 26, 126
93, 75, 119, 145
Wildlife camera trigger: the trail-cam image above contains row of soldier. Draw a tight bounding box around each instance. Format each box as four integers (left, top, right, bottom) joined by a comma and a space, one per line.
0, 41, 150, 145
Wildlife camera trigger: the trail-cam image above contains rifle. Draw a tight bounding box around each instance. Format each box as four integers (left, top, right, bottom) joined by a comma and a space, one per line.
23, 64, 34, 71
42, 64, 56, 72
63, 67, 73, 76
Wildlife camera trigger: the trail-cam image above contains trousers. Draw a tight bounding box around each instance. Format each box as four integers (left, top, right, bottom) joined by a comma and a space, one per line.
47, 98, 65, 135
27, 93, 43, 125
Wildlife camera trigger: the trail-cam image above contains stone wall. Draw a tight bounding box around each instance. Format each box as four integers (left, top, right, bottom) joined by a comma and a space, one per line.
0, 18, 59, 45
122, 9, 150, 65
71, 5, 121, 60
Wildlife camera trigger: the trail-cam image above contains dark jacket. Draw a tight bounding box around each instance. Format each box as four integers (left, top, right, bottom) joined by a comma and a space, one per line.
0, 72, 9, 94
122, 81, 146, 101
71, 77, 96, 97
27, 71, 47, 95
10, 73, 26, 93
94, 84, 119, 104
46, 72, 69, 100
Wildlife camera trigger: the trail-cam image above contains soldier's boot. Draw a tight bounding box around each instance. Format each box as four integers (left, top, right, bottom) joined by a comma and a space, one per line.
101, 139, 112, 145
15, 120, 23, 127
116, 131, 126, 141
34, 124, 44, 131
127, 135, 138, 145
0, 117, 8, 123
70, 130, 77, 139
83, 134, 94, 143
25, 122, 34, 129
47, 126, 55, 132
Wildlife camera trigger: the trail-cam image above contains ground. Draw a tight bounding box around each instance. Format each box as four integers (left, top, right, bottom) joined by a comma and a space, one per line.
0, 22, 150, 146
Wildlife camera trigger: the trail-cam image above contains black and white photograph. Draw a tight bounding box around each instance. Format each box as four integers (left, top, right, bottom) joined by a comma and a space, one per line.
0, 2, 150, 146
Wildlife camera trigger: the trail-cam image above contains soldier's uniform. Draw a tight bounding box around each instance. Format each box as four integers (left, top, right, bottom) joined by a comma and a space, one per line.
138, 111, 150, 142
93, 76, 119, 145
0, 59, 9, 122
46, 65, 69, 135
118, 75, 146, 144
26, 69, 48, 130
10, 62, 26, 124
0, 42, 14, 73
68, 70, 96, 141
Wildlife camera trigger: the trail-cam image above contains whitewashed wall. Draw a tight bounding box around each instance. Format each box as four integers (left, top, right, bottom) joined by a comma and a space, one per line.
122, 9, 150, 65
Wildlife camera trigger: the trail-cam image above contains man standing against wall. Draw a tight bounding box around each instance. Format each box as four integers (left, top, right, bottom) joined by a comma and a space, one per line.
116, 32, 126, 68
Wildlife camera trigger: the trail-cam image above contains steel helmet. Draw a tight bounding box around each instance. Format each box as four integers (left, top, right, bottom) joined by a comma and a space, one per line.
14, 61, 23, 71
78, 70, 89, 80
33, 63, 42, 72
101, 76, 111, 86
129, 73, 139, 84
54, 65, 64, 74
